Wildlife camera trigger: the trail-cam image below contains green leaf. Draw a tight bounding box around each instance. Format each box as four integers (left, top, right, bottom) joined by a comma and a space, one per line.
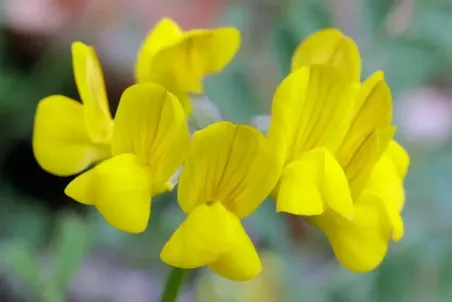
205, 66, 258, 123
286, 0, 334, 40
7, 204, 51, 250
160, 268, 189, 302
215, 2, 248, 30
407, 4, 452, 58
0, 241, 42, 294
243, 199, 292, 252
0, 73, 24, 108
205, 1, 260, 121
437, 242, 452, 301
271, 21, 299, 80
41, 282, 65, 302
52, 212, 90, 291
362, 37, 440, 97
361, 0, 396, 34
272, 0, 333, 82
374, 253, 418, 302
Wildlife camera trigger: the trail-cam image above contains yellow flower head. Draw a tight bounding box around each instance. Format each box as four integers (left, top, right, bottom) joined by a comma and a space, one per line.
65, 83, 190, 233
309, 72, 408, 271
160, 121, 280, 281
135, 18, 241, 115
269, 28, 411, 272
294, 29, 410, 271
33, 42, 113, 176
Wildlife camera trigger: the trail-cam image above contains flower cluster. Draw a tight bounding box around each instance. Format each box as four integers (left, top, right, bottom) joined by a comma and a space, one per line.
33, 20, 409, 280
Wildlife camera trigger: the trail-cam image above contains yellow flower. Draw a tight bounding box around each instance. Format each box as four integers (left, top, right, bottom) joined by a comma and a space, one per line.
308, 73, 408, 271
135, 18, 241, 115
295, 28, 411, 260
65, 83, 190, 233
160, 121, 280, 281
33, 42, 113, 176
270, 29, 410, 272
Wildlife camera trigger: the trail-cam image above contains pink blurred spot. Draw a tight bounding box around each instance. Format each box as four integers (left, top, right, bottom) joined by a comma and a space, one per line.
129, 0, 233, 29
398, 88, 452, 146
5, 0, 232, 36
4, 0, 87, 34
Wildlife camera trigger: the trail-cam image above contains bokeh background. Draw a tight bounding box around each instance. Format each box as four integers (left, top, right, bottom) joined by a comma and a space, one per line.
0, 0, 451, 301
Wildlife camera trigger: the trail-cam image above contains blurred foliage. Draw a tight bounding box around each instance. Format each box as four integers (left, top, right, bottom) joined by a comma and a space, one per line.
0, 212, 89, 301
0, 0, 452, 301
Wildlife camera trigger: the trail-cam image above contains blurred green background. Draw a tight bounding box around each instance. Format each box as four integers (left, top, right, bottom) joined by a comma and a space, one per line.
0, 0, 451, 301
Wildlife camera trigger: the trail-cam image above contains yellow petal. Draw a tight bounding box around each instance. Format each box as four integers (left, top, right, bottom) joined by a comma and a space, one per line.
72, 42, 113, 143
277, 162, 324, 216
33, 95, 109, 176
268, 65, 356, 164
135, 18, 184, 83
337, 71, 392, 168
390, 213, 404, 242
277, 148, 353, 220
170, 88, 193, 116
366, 152, 406, 241
386, 140, 410, 179
148, 27, 241, 93
367, 153, 405, 211
311, 193, 392, 272
208, 221, 261, 281
65, 153, 152, 233
291, 28, 361, 82
354, 70, 384, 111
345, 126, 396, 199
111, 83, 190, 191
178, 121, 280, 218
160, 202, 237, 269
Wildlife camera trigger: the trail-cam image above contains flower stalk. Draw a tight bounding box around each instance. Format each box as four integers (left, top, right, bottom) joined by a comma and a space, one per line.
160, 268, 188, 302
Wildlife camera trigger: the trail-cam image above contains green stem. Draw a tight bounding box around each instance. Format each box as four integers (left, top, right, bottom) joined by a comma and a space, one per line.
160, 268, 188, 302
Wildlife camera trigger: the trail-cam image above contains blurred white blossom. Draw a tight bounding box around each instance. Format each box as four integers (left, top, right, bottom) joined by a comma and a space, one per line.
397, 87, 452, 146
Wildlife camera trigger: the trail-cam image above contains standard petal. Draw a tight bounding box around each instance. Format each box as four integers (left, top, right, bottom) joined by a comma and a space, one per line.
112, 83, 190, 191
337, 71, 392, 168
277, 148, 353, 220
178, 121, 280, 218
160, 202, 237, 268
148, 27, 241, 93
311, 193, 392, 272
135, 18, 183, 83
291, 28, 361, 82
33, 95, 109, 176
72, 41, 113, 143
208, 221, 261, 281
65, 153, 153, 233
268, 65, 356, 164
